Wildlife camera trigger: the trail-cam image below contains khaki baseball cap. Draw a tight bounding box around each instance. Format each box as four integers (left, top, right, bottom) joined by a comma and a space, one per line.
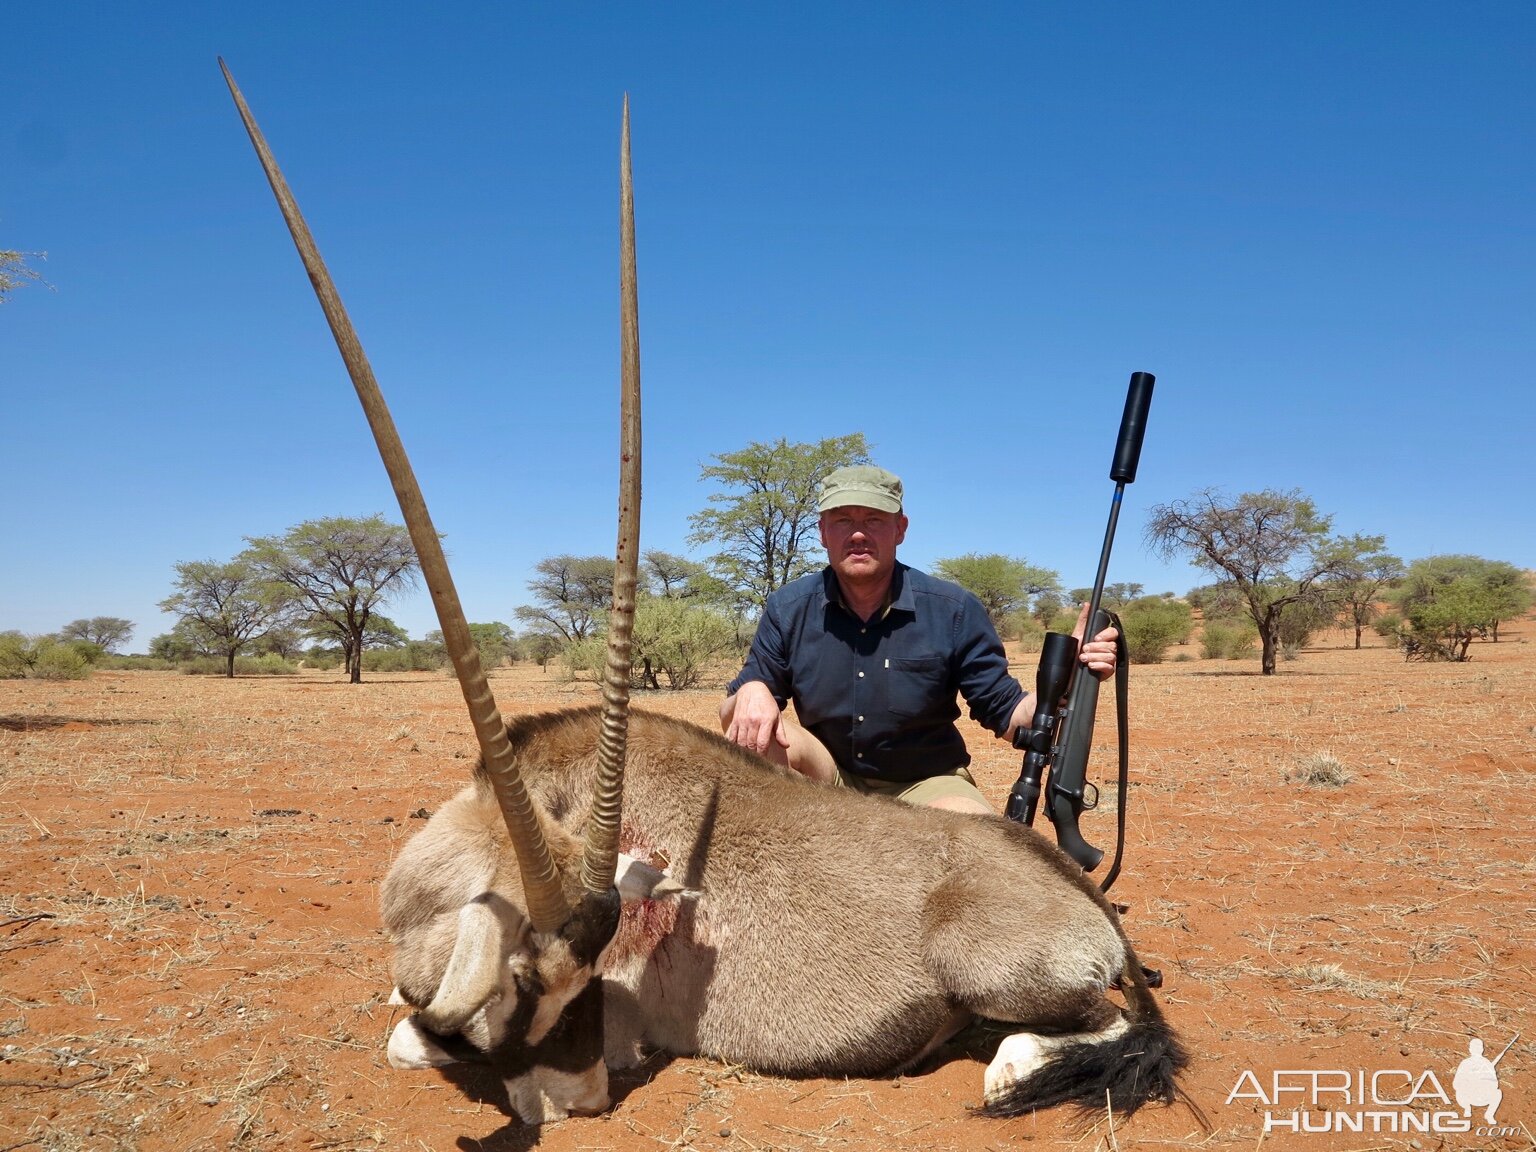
818, 465, 903, 513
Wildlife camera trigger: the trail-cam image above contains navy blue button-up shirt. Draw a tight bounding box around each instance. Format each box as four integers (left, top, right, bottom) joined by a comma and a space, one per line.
727, 563, 1025, 783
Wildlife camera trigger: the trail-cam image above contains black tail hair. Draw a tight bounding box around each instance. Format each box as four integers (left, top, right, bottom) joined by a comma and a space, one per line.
981, 951, 1188, 1119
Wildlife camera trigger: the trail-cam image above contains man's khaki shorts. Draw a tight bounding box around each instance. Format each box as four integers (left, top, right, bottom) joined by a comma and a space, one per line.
832, 764, 991, 809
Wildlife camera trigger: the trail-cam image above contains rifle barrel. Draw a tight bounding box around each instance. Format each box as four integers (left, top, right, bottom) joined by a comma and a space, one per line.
1491, 1032, 1519, 1066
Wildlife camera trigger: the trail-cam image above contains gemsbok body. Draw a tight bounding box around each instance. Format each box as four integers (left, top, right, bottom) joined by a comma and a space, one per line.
220, 61, 1189, 1129
383, 704, 1186, 1123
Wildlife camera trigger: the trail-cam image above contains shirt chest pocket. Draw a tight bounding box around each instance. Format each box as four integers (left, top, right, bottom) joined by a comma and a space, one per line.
883, 655, 949, 717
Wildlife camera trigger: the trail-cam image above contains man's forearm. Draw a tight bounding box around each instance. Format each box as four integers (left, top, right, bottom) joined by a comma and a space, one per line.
1002, 691, 1038, 744
721, 680, 783, 750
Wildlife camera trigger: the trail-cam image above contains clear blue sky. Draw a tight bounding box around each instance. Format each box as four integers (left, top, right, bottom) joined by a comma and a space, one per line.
5, 3, 1533, 648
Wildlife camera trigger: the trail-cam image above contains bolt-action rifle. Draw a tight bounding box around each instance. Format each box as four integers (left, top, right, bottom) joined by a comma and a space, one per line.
1006, 372, 1153, 895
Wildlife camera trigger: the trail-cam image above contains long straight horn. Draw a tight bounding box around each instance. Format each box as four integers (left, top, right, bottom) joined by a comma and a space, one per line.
580, 95, 641, 895
219, 59, 572, 934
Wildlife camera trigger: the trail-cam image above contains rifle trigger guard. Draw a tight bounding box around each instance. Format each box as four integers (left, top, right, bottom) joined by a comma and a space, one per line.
1050, 779, 1099, 811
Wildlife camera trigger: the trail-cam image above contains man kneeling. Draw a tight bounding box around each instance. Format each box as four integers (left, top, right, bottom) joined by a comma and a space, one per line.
720, 464, 1117, 814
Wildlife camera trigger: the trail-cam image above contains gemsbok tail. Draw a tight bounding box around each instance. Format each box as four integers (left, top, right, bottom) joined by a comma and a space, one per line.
982, 945, 1190, 1119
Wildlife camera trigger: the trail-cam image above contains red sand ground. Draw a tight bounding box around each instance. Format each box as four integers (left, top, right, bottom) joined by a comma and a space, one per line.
2, 623, 1532, 1151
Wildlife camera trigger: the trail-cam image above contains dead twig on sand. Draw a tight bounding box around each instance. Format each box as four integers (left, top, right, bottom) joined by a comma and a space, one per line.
0, 912, 58, 955
1, 913, 55, 932
0, 937, 59, 956
0, 1063, 111, 1091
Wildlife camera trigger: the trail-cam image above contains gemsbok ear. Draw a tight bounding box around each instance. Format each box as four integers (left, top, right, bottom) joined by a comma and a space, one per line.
614, 853, 687, 902
417, 893, 528, 1035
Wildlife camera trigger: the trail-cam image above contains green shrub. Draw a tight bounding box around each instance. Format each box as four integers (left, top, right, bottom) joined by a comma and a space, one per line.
562, 636, 607, 680
1200, 619, 1258, 660
363, 641, 444, 673
0, 631, 30, 678
631, 598, 740, 689
99, 654, 178, 671
250, 653, 298, 675
468, 623, 511, 671
302, 646, 344, 671
1119, 597, 1194, 664
0, 632, 94, 679
149, 629, 203, 662
1370, 614, 1406, 642
33, 643, 93, 680
1372, 612, 1404, 646
1047, 608, 1081, 635
1006, 613, 1047, 654
1276, 597, 1338, 661
61, 639, 106, 665
180, 654, 298, 676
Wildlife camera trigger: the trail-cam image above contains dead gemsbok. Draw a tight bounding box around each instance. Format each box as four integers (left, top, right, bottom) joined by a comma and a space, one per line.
221, 61, 1191, 1127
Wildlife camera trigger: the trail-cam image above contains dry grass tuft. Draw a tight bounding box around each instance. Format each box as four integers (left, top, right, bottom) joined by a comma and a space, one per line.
1277, 962, 1394, 1000
1287, 751, 1352, 787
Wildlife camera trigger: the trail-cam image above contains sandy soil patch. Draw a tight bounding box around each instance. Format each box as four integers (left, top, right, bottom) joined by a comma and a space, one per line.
2, 624, 1532, 1150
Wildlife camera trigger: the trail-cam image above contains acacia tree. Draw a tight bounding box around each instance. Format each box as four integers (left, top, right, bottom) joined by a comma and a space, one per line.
1070, 582, 1144, 608
513, 555, 614, 644
1145, 488, 1361, 675
519, 630, 564, 670
933, 553, 1062, 634
0, 250, 47, 303
159, 560, 290, 677
1387, 555, 1533, 660
426, 622, 516, 670
149, 621, 211, 663
642, 550, 725, 601
307, 613, 409, 670
1479, 559, 1535, 641
688, 433, 871, 613
59, 616, 135, 653
251, 624, 307, 660
1329, 538, 1404, 649
467, 622, 516, 669
245, 515, 420, 683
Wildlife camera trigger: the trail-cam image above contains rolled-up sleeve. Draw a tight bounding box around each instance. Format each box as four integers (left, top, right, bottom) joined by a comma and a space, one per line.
952, 596, 1025, 736
727, 597, 792, 707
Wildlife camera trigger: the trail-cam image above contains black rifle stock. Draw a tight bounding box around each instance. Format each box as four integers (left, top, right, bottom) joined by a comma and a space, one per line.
1007, 372, 1153, 883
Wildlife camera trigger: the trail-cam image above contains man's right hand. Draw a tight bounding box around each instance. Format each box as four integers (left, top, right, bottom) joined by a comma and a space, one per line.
723, 680, 790, 756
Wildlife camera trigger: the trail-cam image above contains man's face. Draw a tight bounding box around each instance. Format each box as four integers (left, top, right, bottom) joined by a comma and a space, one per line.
819, 505, 908, 588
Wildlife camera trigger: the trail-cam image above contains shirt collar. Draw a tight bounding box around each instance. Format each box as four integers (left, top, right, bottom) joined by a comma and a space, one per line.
820, 562, 914, 621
